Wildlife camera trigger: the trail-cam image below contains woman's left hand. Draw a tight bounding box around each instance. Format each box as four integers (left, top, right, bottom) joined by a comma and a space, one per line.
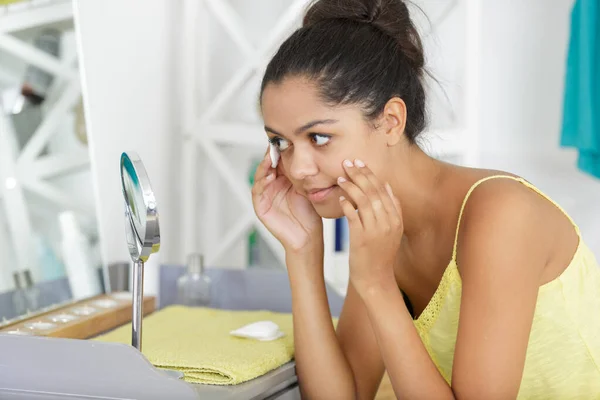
337, 159, 404, 294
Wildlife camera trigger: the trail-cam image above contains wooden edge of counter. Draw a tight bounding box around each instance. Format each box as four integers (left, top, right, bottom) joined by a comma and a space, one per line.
0, 293, 156, 339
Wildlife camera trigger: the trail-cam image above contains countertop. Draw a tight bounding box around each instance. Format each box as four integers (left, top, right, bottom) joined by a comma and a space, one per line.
0, 266, 344, 400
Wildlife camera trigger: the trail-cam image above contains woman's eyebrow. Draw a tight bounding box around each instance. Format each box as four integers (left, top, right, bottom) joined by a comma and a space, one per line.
264, 119, 338, 137
293, 119, 338, 134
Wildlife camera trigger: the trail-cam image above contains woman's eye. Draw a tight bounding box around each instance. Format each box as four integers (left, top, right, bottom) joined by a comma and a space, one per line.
271, 137, 290, 151
312, 134, 331, 146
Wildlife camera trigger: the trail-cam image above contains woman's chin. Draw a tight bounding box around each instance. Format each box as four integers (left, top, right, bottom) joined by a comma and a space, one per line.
312, 202, 345, 219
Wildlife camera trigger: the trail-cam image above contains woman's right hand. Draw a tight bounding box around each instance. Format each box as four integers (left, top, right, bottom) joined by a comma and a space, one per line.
252, 149, 323, 253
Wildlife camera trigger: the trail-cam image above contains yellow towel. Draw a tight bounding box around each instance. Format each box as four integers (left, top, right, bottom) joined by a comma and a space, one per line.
93, 305, 296, 385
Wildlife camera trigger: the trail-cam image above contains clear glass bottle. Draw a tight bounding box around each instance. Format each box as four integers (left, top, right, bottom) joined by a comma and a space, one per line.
176, 253, 211, 306
22, 269, 40, 313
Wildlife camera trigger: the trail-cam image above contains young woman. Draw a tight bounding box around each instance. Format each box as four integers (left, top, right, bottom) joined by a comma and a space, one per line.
251, 0, 600, 398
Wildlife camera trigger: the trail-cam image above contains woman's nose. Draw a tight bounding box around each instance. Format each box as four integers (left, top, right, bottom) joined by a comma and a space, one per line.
288, 150, 318, 180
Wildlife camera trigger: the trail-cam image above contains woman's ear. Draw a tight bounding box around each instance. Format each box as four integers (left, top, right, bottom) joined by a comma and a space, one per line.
382, 97, 407, 147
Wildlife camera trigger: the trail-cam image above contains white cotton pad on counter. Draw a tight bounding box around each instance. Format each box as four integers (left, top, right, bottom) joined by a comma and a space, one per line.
230, 320, 286, 341
269, 143, 280, 169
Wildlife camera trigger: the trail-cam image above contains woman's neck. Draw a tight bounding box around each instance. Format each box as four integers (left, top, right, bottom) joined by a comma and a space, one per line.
387, 147, 455, 241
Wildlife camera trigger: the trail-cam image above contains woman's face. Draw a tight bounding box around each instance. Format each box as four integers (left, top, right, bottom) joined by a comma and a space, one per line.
261, 77, 392, 219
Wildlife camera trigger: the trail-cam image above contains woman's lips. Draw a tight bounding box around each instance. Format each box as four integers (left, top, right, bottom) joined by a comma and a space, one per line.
307, 185, 337, 202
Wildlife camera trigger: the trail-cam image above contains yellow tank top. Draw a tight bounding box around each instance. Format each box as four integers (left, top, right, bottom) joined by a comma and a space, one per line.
413, 175, 600, 399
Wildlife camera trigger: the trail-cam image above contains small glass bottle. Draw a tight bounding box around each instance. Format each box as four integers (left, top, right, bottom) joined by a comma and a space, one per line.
22, 269, 40, 313
177, 253, 211, 306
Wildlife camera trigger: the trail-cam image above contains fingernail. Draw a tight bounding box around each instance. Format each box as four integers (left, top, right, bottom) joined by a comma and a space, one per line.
339, 196, 345, 201
266, 173, 274, 181
338, 177, 346, 183
354, 159, 365, 168
343, 159, 353, 167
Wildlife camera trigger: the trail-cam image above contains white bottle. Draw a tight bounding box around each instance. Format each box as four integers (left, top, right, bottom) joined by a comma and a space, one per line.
59, 211, 101, 300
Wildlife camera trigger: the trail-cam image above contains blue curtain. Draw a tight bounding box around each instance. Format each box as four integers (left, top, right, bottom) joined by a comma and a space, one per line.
560, 0, 600, 179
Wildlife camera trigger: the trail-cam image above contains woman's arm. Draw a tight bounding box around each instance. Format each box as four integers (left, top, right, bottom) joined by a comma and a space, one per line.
360, 279, 454, 399
450, 180, 546, 399
336, 281, 387, 399
288, 245, 389, 399
286, 247, 355, 399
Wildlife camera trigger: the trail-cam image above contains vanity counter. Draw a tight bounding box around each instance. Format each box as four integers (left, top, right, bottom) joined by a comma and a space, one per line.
0, 267, 344, 400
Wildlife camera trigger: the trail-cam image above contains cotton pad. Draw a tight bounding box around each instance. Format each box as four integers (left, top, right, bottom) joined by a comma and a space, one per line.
269, 143, 280, 169
230, 320, 285, 341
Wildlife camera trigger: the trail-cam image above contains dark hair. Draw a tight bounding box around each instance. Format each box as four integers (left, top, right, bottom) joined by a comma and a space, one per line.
260, 0, 428, 143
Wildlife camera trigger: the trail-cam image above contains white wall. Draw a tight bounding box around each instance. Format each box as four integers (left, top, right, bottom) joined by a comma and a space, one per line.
73, 0, 182, 294
476, 0, 600, 258
479, 0, 575, 158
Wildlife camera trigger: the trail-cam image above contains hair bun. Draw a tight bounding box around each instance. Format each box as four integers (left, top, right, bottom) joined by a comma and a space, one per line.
304, 0, 383, 27
364, 0, 381, 23
303, 0, 424, 73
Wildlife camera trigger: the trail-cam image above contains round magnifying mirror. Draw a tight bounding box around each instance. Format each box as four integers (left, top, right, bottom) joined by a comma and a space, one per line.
120, 152, 160, 262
